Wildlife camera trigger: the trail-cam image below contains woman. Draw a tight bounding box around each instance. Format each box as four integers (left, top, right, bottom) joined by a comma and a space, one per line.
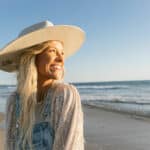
0, 21, 85, 150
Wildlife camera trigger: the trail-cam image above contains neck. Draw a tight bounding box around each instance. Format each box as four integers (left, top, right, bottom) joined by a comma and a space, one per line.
37, 77, 54, 102
37, 78, 54, 91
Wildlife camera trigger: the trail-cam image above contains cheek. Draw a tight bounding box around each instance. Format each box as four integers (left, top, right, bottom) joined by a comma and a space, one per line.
36, 55, 52, 74
38, 53, 53, 64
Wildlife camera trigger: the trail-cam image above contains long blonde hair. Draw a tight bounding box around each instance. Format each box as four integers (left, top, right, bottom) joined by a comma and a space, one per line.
16, 40, 64, 150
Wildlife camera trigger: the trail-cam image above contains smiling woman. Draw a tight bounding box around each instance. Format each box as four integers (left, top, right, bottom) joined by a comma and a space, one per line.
35, 41, 64, 81
0, 20, 85, 150
35, 40, 65, 103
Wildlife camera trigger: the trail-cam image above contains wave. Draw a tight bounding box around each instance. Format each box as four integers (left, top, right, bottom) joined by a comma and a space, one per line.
0, 85, 16, 88
77, 85, 129, 90
82, 100, 150, 117
81, 94, 150, 103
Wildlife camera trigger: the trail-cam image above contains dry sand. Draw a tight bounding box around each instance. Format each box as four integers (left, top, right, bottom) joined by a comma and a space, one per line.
83, 104, 150, 150
0, 106, 150, 150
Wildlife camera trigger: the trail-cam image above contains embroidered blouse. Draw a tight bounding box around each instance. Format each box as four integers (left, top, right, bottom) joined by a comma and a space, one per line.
5, 83, 85, 150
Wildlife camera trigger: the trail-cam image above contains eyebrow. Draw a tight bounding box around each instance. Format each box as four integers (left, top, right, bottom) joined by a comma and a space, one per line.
46, 46, 64, 52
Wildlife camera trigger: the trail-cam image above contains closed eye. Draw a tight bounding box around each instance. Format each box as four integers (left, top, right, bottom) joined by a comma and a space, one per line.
48, 49, 56, 53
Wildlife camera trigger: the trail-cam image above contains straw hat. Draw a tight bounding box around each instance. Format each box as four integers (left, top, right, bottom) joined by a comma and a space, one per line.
0, 20, 85, 72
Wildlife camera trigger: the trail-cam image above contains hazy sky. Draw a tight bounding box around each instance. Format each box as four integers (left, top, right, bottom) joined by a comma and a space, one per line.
0, 0, 150, 84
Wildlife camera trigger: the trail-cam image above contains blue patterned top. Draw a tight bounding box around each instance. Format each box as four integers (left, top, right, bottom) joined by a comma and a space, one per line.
15, 93, 55, 150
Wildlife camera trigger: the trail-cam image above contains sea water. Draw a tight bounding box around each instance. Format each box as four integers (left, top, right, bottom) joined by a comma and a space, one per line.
0, 85, 16, 113
74, 80, 150, 116
1, 80, 150, 116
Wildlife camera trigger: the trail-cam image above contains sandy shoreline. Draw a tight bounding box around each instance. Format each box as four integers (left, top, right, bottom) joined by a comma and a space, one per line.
83, 104, 150, 150
0, 106, 150, 150
0, 112, 5, 150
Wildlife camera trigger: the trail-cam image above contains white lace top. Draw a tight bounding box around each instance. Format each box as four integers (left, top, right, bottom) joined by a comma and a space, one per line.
5, 83, 85, 150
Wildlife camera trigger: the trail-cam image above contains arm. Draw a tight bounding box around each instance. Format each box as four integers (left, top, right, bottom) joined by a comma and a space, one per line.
50, 84, 85, 150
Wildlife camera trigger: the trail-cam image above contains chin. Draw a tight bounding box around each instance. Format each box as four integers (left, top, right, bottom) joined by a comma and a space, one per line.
50, 74, 63, 80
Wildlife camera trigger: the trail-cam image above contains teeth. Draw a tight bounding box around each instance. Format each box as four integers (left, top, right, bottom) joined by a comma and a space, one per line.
54, 65, 61, 69
51, 65, 62, 70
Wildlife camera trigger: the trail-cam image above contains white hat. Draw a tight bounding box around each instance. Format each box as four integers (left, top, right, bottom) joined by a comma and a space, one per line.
0, 20, 85, 72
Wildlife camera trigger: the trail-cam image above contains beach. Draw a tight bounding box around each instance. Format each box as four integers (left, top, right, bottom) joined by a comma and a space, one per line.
0, 112, 5, 150
0, 105, 150, 150
83, 104, 150, 150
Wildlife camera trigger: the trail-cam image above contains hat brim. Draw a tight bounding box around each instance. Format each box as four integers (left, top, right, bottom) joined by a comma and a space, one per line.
0, 25, 85, 72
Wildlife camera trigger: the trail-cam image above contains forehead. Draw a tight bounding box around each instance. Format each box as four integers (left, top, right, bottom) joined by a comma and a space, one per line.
47, 40, 64, 50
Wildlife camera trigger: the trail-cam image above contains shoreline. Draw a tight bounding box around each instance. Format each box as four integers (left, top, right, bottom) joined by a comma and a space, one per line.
82, 100, 150, 118
83, 104, 150, 150
83, 103, 150, 121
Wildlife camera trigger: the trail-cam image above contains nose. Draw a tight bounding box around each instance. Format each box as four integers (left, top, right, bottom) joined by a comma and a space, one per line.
55, 51, 64, 63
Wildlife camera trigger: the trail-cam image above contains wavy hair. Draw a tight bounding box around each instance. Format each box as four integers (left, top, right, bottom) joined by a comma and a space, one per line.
16, 40, 64, 150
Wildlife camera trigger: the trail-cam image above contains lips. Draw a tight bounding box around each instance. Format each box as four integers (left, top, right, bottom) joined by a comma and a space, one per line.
50, 64, 62, 71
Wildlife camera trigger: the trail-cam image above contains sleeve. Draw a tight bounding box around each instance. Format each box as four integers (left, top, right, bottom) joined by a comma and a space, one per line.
5, 92, 16, 150
50, 84, 85, 150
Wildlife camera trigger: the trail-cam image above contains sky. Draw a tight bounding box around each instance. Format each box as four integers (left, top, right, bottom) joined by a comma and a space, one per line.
0, 0, 150, 84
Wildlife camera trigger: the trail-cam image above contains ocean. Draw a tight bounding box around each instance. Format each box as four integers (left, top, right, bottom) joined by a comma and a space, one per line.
74, 80, 150, 116
1, 80, 150, 116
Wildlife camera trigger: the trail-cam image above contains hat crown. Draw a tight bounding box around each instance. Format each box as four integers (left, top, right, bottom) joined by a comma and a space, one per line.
18, 20, 54, 37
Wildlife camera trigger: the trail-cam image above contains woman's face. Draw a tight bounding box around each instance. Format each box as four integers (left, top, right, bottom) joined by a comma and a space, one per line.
35, 41, 64, 80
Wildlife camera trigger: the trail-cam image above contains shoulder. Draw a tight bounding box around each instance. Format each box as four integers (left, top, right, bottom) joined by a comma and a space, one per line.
54, 82, 79, 96
50, 82, 80, 103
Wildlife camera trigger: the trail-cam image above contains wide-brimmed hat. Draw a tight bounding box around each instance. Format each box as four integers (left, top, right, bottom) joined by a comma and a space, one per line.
0, 20, 85, 72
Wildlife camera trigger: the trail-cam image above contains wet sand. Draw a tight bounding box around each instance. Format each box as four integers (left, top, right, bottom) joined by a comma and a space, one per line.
83, 104, 150, 150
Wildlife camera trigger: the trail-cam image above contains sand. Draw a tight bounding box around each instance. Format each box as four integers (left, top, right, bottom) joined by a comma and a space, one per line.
0, 112, 5, 150
83, 104, 150, 150
0, 106, 150, 150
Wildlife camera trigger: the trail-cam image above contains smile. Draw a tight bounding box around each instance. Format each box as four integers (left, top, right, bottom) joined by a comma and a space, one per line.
50, 64, 62, 71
